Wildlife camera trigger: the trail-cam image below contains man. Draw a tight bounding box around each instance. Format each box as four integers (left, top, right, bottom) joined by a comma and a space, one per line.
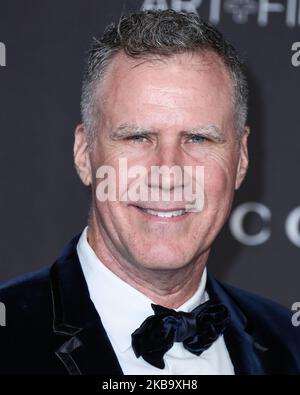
0, 9, 299, 375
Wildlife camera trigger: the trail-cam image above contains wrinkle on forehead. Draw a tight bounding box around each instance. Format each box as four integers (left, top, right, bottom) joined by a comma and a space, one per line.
99, 50, 233, 104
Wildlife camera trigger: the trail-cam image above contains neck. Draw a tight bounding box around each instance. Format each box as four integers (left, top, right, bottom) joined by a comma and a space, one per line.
87, 214, 209, 309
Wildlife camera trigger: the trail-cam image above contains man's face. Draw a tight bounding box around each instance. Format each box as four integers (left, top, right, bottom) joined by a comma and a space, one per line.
75, 51, 248, 271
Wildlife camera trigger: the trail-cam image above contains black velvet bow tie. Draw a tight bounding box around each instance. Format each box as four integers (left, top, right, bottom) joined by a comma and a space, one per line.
131, 300, 230, 369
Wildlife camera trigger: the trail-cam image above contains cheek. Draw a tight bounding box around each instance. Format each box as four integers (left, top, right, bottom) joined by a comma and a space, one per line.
203, 154, 236, 207
93, 199, 133, 250
206, 165, 228, 198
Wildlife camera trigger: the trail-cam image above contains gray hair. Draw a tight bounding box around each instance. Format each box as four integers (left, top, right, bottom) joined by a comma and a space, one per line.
81, 9, 248, 146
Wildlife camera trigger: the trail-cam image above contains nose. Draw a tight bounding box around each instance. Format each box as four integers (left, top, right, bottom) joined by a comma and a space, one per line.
155, 139, 182, 168
147, 139, 186, 193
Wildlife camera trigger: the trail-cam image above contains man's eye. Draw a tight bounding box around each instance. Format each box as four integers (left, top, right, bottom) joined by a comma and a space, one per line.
126, 135, 148, 142
187, 135, 208, 143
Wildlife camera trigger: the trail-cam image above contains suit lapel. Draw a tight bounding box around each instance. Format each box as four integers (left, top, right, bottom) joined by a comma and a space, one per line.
207, 275, 271, 375
50, 235, 123, 375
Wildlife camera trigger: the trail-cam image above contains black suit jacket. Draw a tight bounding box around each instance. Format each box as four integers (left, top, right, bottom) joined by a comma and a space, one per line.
0, 234, 299, 375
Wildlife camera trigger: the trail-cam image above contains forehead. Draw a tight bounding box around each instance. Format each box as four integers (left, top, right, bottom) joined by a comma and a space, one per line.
97, 51, 234, 129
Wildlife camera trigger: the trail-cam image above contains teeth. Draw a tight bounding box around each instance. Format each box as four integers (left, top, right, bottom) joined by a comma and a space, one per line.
141, 208, 186, 218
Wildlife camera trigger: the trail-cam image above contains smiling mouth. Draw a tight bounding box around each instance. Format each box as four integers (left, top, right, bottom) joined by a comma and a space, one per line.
133, 206, 188, 218
140, 208, 186, 218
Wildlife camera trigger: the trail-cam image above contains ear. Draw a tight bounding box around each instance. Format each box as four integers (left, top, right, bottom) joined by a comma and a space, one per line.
235, 126, 250, 190
73, 124, 92, 186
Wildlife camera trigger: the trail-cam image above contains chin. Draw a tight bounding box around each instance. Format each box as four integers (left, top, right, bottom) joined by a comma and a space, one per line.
130, 242, 196, 271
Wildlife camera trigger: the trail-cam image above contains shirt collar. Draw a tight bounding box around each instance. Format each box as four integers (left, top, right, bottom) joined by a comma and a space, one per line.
77, 226, 208, 353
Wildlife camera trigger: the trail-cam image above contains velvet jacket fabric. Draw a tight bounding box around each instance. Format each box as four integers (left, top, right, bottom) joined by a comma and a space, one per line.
0, 234, 299, 375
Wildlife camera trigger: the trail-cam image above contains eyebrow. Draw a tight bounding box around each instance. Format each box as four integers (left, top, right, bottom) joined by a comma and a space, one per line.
110, 123, 227, 143
110, 124, 156, 140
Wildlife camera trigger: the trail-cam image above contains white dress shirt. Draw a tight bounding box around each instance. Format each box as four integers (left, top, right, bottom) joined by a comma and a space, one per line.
77, 227, 235, 375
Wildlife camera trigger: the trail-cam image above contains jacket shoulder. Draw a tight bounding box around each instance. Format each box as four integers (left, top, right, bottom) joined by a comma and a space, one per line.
0, 266, 51, 301
219, 280, 292, 320
0, 267, 53, 330
217, 280, 300, 349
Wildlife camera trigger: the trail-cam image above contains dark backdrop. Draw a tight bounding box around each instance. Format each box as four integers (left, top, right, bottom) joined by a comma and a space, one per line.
0, 0, 299, 308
